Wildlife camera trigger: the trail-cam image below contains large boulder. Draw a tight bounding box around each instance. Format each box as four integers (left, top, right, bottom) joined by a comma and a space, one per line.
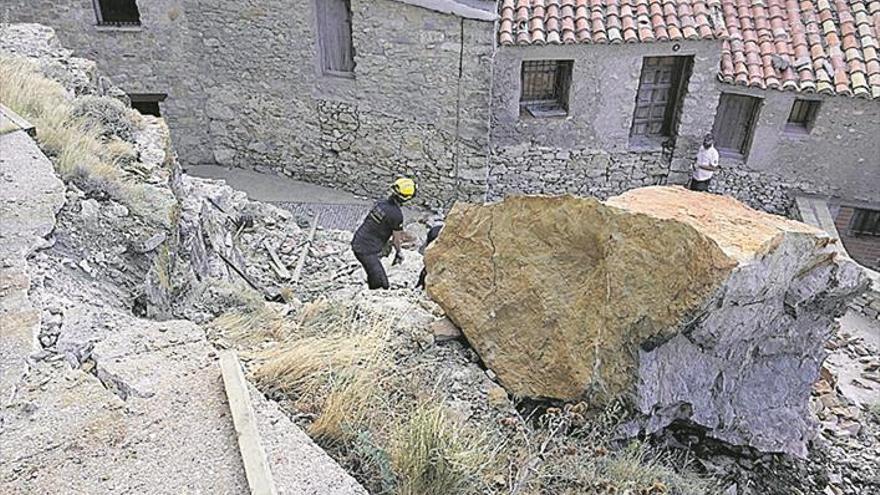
426, 186, 866, 456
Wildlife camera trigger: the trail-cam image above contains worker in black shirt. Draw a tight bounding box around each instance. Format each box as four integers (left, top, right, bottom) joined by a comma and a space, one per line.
351, 178, 417, 290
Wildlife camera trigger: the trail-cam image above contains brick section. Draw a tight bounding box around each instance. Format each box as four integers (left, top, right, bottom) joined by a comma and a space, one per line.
835, 206, 880, 269
719, 0, 880, 99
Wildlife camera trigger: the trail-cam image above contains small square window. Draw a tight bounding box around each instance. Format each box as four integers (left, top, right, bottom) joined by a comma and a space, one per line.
129, 93, 166, 117
850, 208, 880, 237
785, 99, 820, 134
94, 0, 141, 26
520, 60, 573, 118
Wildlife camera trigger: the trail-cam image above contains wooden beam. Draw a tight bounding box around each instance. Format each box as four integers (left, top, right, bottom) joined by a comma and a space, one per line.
219, 351, 277, 495
291, 212, 321, 285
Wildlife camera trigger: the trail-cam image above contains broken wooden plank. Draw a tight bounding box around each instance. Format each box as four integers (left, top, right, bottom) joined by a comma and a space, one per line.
219, 351, 278, 495
263, 240, 291, 280
291, 212, 320, 285
0, 103, 36, 137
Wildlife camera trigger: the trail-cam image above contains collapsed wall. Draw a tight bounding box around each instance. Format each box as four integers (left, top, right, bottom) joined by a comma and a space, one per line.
426, 187, 867, 456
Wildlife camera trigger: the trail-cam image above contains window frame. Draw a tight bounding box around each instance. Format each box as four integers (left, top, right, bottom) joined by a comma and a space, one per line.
629, 56, 693, 145
315, 0, 356, 78
92, 0, 142, 27
129, 93, 166, 117
784, 98, 821, 135
519, 59, 573, 118
850, 208, 880, 237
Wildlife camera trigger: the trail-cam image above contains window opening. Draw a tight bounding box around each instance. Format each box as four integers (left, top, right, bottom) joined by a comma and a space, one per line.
316, 0, 355, 76
520, 60, 573, 118
94, 0, 141, 26
851, 208, 880, 237
785, 99, 820, 134
129, 93, 166, 117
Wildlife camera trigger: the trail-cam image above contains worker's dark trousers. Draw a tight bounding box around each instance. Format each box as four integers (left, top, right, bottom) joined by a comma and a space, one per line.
354, 252, 389, 290
689, 178, 711, 192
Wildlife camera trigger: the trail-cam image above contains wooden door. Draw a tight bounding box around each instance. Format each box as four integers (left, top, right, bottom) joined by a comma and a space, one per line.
713, 94, 761, 156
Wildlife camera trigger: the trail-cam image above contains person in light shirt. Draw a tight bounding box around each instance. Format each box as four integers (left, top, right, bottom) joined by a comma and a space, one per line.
689, 133, 720, 192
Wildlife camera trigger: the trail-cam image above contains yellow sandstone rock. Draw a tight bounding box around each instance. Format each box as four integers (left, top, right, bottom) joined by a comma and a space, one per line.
426, 187, 866, 455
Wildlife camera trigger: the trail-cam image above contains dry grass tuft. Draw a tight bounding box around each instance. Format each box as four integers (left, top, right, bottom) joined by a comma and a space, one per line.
391, 402, 491, 495
209, 304, 294, 346
536, 438, 716, 495
252, 299, 397, 443
309, 370, 383, 443
71, 95, 139, 142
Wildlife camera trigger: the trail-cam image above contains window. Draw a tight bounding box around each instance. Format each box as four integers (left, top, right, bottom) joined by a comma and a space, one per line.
519, 60, 573, 117
94, 0, 141, 26
712, 93, 761, 157
851, 208, 880, 236
785, 99, 820, 134
316, 0, 355, 76
129, 93, 166, 117
630, 56, 693, 141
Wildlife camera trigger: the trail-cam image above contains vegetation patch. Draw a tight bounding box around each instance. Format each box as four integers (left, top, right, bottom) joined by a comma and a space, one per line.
214, 294, 717, 494
0, 56, 148, 210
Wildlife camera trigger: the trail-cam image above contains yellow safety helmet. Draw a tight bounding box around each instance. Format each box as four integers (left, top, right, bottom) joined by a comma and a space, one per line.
391, 177, 417, 201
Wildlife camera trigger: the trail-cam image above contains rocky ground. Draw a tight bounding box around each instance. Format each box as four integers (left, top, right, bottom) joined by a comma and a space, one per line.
1, 22, 879, 495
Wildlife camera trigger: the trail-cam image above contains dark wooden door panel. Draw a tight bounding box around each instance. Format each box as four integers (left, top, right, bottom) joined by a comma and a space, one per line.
713, 94, 760, 156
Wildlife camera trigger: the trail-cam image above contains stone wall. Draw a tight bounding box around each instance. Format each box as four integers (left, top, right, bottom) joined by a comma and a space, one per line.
5, 0, 495, 208
190, 0, 495, 209
737, 86, 880, 205
488, 41, 723, 201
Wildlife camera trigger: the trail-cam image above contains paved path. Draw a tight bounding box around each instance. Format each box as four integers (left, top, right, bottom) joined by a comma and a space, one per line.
0, 125, 65, 405
186, 164, 431, 231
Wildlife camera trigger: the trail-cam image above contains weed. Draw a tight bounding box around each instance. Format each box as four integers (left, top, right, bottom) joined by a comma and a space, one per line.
391, 401, 491, 495
71, 95, 139, 142
208, 303, 293, 346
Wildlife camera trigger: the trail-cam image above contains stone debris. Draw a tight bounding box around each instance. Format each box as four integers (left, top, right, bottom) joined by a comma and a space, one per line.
427, 187, 868, 456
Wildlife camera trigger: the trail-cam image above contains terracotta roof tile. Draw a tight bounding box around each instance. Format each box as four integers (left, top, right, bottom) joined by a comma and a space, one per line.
498, 0, 879, 98
499, 0, 724, 47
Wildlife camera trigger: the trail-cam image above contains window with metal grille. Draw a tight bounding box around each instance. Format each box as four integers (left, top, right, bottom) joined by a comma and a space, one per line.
129, 93, 166, 117
520, 60, 573, 117
316, 0, 355, 76
93, 0, 141, 26
785, 99, 820, 133
851, 208, 880, 236
630, 56, 692, 140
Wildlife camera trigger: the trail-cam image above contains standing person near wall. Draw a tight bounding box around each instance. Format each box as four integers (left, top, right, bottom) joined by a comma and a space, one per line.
351, 178, 417, 290
689, 133, 720, 192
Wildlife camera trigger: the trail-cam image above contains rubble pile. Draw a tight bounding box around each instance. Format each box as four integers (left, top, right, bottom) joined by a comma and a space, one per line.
3, 21, 879, 495
427, 187, 868, 456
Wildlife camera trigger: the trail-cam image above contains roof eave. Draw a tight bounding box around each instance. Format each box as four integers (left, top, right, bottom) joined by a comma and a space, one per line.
391, 0, 499, 22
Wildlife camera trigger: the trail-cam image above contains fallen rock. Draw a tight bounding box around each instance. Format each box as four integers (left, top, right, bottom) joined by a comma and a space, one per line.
426, 187, 867, 456
430, 317, 462, 342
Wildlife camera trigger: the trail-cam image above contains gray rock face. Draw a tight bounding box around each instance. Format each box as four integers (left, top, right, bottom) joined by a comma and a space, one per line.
611, 188, 869, 457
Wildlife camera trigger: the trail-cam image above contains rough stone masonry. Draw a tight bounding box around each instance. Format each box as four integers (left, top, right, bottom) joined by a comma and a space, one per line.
426, 186, 868, 456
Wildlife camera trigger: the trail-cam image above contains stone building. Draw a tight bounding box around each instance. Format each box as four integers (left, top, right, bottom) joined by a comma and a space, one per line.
4, 0, 879, 265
